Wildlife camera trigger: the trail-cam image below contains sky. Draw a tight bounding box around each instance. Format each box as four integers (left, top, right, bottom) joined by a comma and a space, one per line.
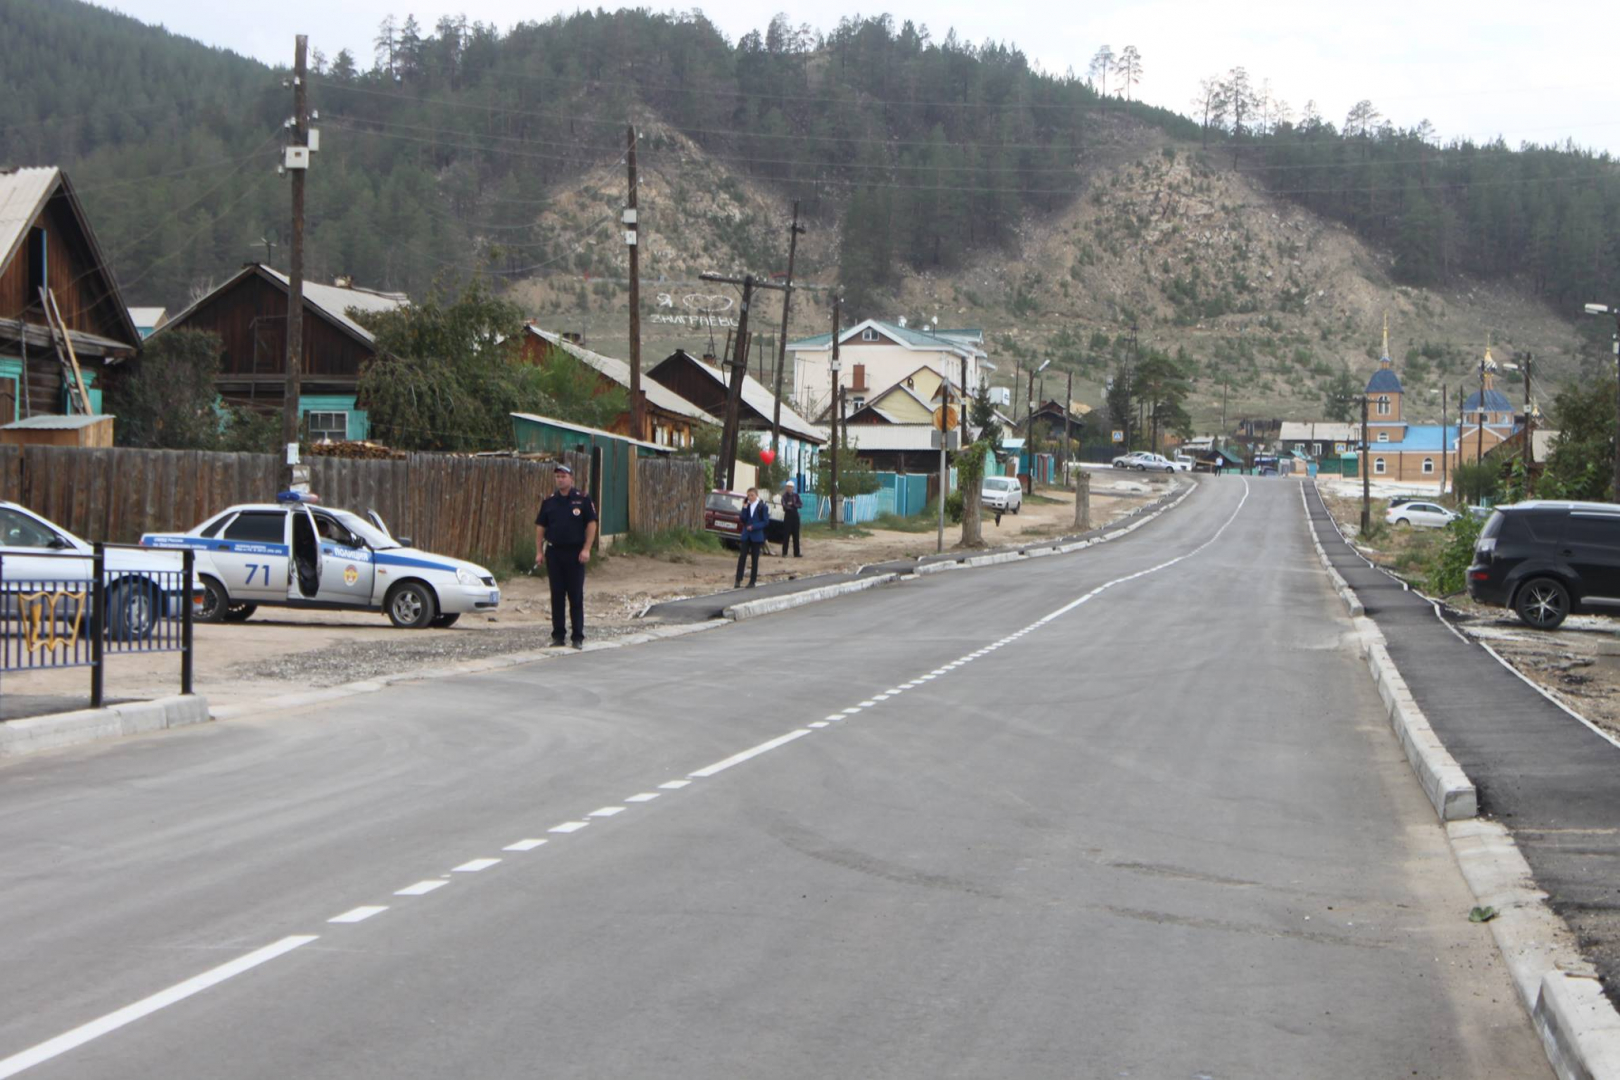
103, 0, 1620, 155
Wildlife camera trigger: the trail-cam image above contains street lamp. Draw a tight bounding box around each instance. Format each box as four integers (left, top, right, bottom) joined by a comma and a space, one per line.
1582, 302, 1620, 502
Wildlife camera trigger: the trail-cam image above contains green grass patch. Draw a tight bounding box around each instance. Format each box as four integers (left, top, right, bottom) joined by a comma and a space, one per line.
607, 528, 723, 562
1024, 492, 1064, 505
870, 502, 944, 533
801, 520, 873, 540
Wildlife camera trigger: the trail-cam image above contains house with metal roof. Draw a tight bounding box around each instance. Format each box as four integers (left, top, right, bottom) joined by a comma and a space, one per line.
153, 262, 405, 440
0, 166, 140, 424
520, 326, 717, 450
155, 263, 408, 442
786, 317, 992, 420
128, 307, 168, 339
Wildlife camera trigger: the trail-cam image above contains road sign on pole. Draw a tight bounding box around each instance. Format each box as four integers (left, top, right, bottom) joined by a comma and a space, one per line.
932, 404, 959, 432
1111, 429, 1125, 443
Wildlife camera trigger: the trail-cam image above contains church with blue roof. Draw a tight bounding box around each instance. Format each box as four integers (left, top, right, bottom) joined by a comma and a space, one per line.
1363, 323, 1519, 484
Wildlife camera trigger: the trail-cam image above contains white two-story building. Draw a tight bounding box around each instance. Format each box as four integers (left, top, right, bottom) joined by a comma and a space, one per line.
787, 318, 991, 419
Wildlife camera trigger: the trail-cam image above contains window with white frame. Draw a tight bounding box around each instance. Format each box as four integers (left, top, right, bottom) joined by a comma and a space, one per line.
1377, 395, 1390, 416
861, 328, 878, 342
1377, 431, 1389, 442
1312, 442, 1322, 456
1374, 458, 1387, 475
307, 411, 348, 442
1422, 457, 1434, 474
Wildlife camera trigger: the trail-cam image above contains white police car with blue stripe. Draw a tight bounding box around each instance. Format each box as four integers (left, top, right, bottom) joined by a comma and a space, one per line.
141, 494, 500, 629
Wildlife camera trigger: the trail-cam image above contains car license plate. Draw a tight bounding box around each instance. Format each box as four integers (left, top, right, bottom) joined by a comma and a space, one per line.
488, 591, 499, 604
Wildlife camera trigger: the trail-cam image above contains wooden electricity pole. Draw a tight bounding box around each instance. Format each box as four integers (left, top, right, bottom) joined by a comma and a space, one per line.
626, 124, 643, 440
830, 295, 841, 529
281, 34, 310, 475
701, 271, 791, 491
1360, 394, 1371, 534
1522, 353, 1534, 496
1441, 382, 1449, 496
1064, 370, 1074, 479
769, 202, 804, 462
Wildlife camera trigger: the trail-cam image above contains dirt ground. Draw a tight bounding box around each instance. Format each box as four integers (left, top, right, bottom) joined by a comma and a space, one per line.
1320, 490, 1620, 741
4, 476, 1157, 716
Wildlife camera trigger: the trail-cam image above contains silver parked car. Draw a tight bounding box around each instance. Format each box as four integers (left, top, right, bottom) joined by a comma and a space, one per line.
981, 476, 1023, 515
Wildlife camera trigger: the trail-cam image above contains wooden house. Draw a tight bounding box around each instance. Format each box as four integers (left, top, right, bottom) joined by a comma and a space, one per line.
520, 327, 716, 449
156, 264, 407, 441
647, 349, 825, 448
0, 167, 139, 423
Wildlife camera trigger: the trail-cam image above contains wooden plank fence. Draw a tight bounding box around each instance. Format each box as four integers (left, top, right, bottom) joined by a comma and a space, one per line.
0, 446, 705, 567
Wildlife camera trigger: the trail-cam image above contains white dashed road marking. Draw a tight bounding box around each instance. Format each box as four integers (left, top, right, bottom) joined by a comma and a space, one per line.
395, 880, 449, 896
549, 821, 589, 834
503, 839, 548, 852
625, 793, 660, 803
451, 859, 501, 873
658, 780, 692, 790
328, 906, 387, 924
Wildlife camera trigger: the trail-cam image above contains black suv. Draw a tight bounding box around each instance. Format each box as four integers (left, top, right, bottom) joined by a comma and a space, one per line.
1468, 501, 1620, 629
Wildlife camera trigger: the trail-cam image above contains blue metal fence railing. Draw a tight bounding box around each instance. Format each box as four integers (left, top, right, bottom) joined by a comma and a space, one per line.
0, 544, 195, 708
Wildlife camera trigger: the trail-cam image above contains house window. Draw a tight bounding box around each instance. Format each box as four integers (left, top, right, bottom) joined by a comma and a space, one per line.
850, 397, 866, 410
1312, 442, 1322, 456
1422, 457, 1435, 474
307, 411, 348, 442
1376, 431, 1389, 442
1374, 458, 1387, 475
861, 328, 877, 342
1377, 395, 1390, 416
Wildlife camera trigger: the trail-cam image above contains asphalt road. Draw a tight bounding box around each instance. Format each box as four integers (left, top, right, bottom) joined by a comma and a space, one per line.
0, 477, 1550, 1079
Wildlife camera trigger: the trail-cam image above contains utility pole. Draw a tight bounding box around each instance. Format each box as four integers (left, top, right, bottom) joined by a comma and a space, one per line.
1012, 363, 1021, 433
829, 295, 842, 529
1476, 354, 1486, 466
1522, 353, 1534, 497
937, 377, 949, 554
701, 271, 791, 490
625, 124, 643, 440
1064, 369, 1074, 481
281, 34, 310, 482
769, 201, 804, 462
1441, 382, 1449, 497
1591, 304, 1620, 502
1360, 394, 1371, 534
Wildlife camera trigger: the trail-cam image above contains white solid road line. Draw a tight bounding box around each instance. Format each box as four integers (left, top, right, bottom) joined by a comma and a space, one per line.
0, 935, 318, 1079
503, 839, 548, 851
451, 858, 501, 873
688, 729, 813, 778
658, 780, 692, 790
328, 906, 387, 924
624, 793, 660, 803
395, 880, 450, 895
548, 821, 590, 833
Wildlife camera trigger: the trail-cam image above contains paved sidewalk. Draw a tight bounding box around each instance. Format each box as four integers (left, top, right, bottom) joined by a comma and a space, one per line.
1304, 484, 1620, 1004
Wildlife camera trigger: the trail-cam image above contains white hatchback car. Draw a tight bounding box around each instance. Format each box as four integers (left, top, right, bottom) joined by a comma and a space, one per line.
142, 497, 500, 629
1385, 501, 1458, 529
0, 500, 198, 638
981, 476, 1023, 515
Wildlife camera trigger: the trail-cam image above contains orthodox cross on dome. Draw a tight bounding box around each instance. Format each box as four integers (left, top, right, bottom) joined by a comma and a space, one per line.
1379, 313, 1393, 368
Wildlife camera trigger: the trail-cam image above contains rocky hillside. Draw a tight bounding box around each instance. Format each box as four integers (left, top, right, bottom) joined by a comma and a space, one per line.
509, 122, 1583, 431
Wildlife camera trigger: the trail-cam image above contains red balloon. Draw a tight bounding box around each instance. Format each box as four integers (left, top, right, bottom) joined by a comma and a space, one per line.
759, 449, 776, 465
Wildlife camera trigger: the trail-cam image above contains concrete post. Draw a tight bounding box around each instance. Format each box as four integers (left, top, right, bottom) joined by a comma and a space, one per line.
1074, 470, 1091, 532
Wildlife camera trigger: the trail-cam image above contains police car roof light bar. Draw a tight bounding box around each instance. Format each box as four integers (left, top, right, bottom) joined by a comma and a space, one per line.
275, 490, 321, 504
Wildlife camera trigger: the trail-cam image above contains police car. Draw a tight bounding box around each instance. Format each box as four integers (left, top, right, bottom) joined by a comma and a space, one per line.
141, 494, 500, 629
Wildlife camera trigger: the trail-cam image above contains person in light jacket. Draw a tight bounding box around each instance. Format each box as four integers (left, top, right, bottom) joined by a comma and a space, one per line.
734, 487, 768, 589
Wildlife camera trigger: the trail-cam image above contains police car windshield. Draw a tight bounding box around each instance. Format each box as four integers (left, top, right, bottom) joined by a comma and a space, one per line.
331, 510, 400, 550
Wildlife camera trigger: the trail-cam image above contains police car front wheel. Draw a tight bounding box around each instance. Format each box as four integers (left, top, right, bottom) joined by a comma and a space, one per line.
196, 578, 229, 623
386, 581, 439, 629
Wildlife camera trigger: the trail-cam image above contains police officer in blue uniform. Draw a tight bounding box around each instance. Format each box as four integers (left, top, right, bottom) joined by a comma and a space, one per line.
534, 464, 598, 648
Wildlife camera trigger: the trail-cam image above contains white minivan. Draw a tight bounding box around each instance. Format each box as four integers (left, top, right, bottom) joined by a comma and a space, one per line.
981, 476, 1023, 515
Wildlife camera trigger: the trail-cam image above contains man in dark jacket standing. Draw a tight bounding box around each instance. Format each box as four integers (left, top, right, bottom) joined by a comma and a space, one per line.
734, 487, 768, 589
534, 463, 598, 648
780, 480, 802, 558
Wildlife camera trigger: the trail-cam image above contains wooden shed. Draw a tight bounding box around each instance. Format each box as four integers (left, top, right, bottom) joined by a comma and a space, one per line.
1, 413, 114, 447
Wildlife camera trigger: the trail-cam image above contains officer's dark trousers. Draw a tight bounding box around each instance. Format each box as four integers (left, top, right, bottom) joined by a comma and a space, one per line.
546, 544, 586, 640
735, 540, 762, 587
781, 510, 800, 557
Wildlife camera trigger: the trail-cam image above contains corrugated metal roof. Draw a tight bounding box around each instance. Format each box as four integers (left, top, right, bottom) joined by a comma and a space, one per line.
0, 167, 59, 276
664, 350, 826, 445
260, 267, 406, 344
1464, 387, 1515, 414
527, 328, 718, 426
509, 411, 673, 453
2, 413, 111, 430
842, 424, 946, 451
788, 319, 980, 358
1279, 422, 1360, 442
127, 306, 167, 326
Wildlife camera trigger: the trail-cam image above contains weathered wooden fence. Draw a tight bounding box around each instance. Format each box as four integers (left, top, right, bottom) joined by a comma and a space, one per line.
0, 446, 704, 567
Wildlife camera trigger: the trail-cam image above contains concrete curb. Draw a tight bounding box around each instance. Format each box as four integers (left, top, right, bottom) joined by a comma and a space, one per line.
0, 694, 211, 758
1305, 480, 1620, 1080
1298, 484, 1476, 821
722, 572, 907, 620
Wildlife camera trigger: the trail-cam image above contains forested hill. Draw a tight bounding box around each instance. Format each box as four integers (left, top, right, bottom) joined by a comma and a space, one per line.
2, 0, 1617, 337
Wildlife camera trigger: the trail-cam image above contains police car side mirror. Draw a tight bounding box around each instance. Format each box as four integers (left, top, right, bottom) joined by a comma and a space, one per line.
395, 536, 413, 547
